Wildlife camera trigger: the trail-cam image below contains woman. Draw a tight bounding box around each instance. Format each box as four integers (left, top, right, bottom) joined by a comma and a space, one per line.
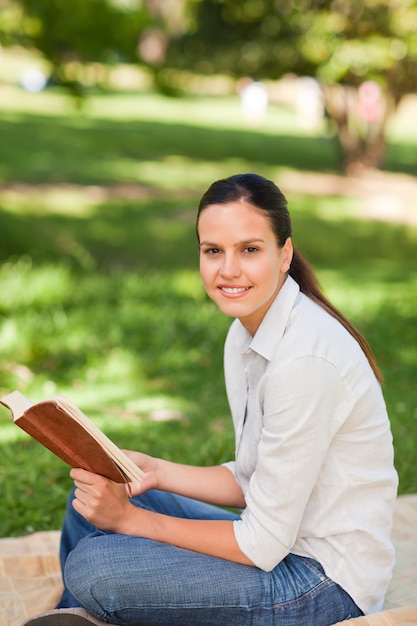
26, 173, 398, 626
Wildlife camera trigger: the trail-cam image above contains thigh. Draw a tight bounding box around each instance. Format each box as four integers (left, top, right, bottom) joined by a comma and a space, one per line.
64, 534, 362, 626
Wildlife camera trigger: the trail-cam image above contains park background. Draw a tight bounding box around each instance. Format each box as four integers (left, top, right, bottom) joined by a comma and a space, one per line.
0, 0, 416, 538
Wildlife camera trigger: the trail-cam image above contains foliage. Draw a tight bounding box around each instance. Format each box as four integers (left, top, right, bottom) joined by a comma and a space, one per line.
167, 0, 417, 91
166, 0, 302, 78
166, 0, 417, 170
1, 0, 152, 96
0, 88, 416, 537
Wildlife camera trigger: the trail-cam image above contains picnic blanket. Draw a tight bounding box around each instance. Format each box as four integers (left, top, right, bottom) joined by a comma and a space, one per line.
0, 495, 416, 626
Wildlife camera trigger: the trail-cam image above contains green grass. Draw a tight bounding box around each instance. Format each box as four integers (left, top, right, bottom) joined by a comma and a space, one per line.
0, 85, 416, 537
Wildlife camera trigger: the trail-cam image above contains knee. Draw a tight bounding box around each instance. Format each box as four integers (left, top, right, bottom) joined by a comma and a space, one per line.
63, 532, 115, 613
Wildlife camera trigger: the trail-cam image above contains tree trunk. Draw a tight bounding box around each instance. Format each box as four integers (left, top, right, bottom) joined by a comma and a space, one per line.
323, 83, 395, 174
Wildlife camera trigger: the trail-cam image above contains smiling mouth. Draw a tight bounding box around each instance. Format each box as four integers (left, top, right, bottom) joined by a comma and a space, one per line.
220, 287, 250, 295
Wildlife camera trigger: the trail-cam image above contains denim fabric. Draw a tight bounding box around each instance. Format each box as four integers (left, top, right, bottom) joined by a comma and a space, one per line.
58, 489, 363, 625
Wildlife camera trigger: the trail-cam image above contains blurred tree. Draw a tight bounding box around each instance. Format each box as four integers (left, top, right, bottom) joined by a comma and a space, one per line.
0, 0, 153, 98
165, 0, 417, 172
299, 0, 417, 171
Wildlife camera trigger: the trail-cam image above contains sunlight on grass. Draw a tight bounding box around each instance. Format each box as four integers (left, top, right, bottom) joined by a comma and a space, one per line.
133, 157, 288, 191
0, 258, 74, 309
87, 91, 307, 135
125, 395, 190, 418
0, 84, 303, 135
170, 270, 204, 299
134, 157, 229, 190
0, 186, 98, 216
0, 423, 25, 443
320, 270, 417, 318
0, 85, 75, 116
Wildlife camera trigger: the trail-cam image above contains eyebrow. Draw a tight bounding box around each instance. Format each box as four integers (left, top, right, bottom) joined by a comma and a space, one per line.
199, 238, 265, 248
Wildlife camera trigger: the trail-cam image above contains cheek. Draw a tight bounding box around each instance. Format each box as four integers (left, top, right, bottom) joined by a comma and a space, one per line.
258, 256, 276, 277
260, 258, 282, 289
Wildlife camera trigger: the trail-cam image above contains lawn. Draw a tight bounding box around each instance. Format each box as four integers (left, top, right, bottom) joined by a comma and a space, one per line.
0, 85, 416, 537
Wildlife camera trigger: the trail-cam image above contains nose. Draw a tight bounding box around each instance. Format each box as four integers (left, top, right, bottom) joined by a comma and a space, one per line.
220, 252, 241, 278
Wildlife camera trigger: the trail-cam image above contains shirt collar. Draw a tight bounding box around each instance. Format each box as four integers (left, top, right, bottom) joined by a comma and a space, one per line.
234, 275, 300, 361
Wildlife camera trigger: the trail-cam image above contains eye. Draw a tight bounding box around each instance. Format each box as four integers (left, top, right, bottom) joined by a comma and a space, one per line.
202, 247, 221, 255
243, 246, 259, 253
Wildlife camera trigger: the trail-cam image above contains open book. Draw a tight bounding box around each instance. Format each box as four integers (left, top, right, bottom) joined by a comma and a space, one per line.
0, 391, 144, 484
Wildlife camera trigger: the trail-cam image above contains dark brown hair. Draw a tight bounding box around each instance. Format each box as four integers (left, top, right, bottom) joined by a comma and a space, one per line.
197, 173, 383, 384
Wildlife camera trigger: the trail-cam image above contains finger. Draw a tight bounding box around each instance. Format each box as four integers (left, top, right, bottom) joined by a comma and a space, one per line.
72, 496, 93, 524
70, 467, 97, 483
72, 478, 93, 494
74, 487, 88, 506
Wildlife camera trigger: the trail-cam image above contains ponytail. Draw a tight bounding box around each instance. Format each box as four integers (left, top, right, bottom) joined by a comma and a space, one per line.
289, 248, 384, 384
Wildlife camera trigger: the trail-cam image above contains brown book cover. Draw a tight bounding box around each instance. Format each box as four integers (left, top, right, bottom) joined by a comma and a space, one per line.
0, 391, 144, 484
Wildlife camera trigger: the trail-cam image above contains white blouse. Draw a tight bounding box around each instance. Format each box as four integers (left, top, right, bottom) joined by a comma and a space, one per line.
223, 275, 398, 614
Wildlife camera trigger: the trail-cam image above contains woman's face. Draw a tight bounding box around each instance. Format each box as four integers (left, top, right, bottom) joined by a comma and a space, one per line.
198, 200, 293, 336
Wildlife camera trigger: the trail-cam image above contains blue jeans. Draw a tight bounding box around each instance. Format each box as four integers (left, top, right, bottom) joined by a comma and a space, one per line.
58, 488, 363, 625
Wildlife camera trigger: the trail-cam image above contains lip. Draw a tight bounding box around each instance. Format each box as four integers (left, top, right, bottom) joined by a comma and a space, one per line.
218, 285, 251, 297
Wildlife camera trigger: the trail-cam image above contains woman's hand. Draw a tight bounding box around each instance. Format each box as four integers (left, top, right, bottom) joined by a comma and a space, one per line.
68, 452, 172, 531
70, 468, 137, 533
122, 450, 161, 497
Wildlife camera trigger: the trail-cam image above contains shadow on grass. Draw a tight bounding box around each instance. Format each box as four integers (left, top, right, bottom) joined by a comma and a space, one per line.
0, 113, 340, 186
291, 210, 417, 270
0, 197, 199, 270
0, 110, 414, 187
384, 140, 417, 176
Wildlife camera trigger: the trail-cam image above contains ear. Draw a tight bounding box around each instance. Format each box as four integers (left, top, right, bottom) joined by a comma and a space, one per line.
280, 237, 293, 273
